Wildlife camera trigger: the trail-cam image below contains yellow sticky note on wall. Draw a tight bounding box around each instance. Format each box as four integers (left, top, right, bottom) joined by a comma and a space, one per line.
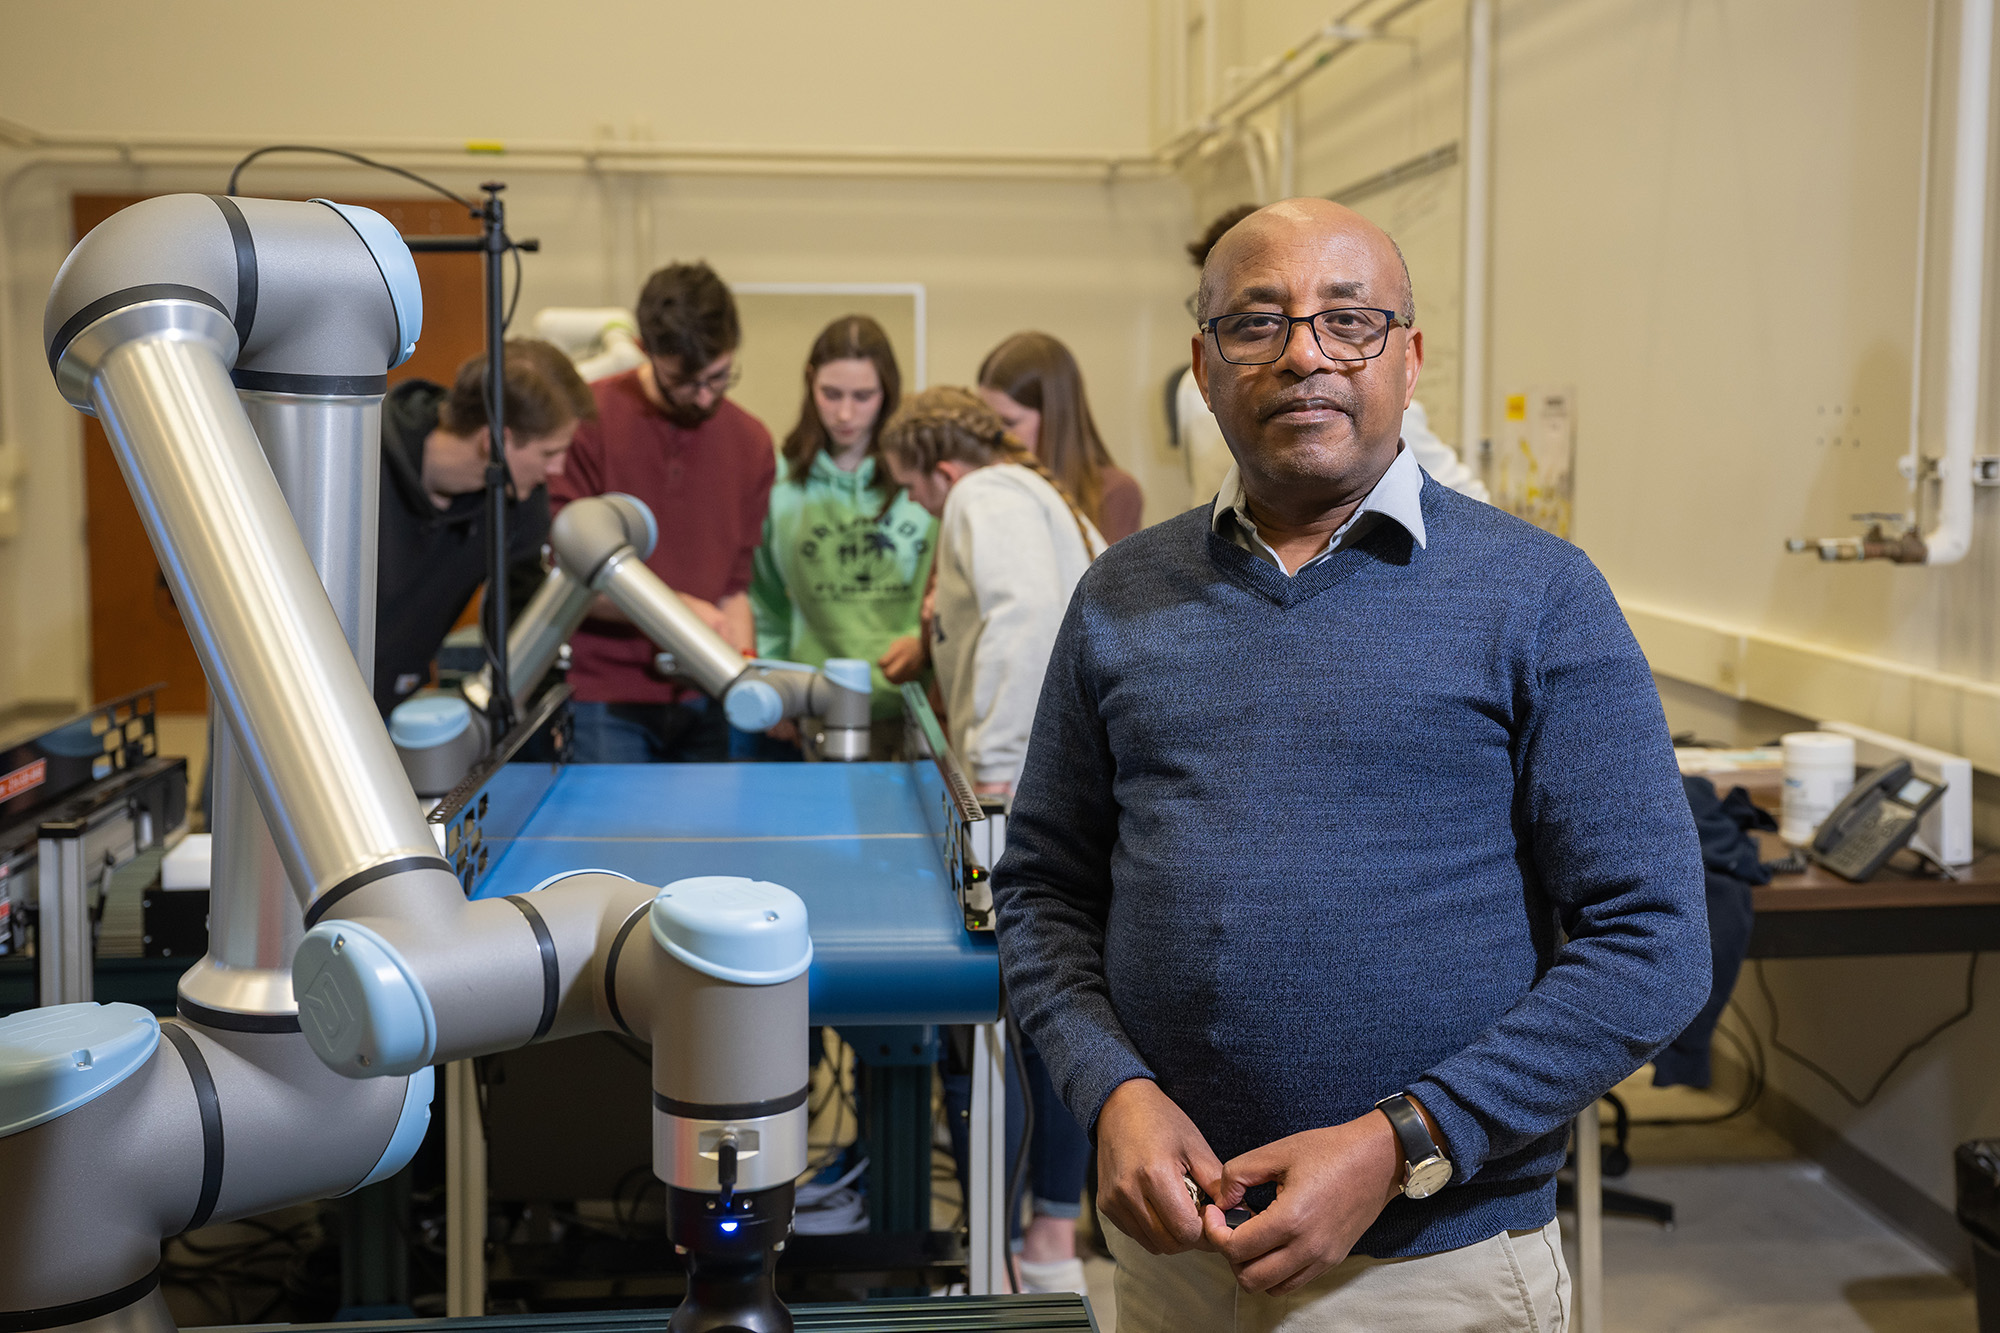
1505, 394, 1528, 421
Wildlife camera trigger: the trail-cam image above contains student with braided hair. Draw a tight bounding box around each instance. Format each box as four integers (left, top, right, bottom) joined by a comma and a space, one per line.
880, 385, 1106, 1294
880, 386, 1104, 796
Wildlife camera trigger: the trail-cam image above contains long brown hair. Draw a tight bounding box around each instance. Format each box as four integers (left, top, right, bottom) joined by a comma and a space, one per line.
780, 315, 902, 487
877, 387, 1097, 558
976, 332, 1114, 529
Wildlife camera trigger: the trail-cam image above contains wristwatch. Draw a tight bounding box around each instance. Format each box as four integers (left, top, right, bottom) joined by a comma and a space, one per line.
1376, 1093, 1452, 1200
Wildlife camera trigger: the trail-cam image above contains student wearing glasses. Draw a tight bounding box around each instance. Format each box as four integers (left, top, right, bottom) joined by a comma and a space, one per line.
550, 262, 776, 762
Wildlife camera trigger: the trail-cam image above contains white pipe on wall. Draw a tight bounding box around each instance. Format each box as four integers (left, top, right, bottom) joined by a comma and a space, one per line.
1924, 0, 1993, 565
1904, 0, 1941, 515
0, 121, 1168, 184
1458, 0, 1495, 466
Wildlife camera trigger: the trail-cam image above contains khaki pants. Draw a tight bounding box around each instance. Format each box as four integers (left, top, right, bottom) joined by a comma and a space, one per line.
1105, 1217, 1569, 1333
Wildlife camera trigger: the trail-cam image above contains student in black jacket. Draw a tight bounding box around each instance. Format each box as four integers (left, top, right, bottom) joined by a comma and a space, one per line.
375, 340, 594, 715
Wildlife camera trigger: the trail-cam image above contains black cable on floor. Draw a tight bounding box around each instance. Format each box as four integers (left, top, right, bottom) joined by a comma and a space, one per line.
1628, 1001, 1769, 1127
1755, 953, 1981, 1109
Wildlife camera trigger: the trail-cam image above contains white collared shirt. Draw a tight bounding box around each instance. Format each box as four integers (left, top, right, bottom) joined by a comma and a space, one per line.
1210, 443, 1429, 576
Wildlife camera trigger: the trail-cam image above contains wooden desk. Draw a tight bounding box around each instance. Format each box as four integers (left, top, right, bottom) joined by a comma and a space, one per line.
1747, 832, 2000, 958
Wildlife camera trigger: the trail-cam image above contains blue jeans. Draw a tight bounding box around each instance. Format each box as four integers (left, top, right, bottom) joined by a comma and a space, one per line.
943, 1033, 1090, 1236
1010, 1039, 1089, 1224
569, 698, 729, 763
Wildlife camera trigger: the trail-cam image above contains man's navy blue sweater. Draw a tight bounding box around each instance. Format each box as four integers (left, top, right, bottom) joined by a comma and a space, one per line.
992, 478, 1710, 1258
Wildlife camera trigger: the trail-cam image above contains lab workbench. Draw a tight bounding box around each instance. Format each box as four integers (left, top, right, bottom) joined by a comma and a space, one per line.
456, 762, 998, 1023
431, 747, 1010, 1312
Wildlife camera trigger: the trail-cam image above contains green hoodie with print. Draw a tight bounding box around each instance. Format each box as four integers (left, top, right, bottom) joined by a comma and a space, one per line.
750, 452, 936, 720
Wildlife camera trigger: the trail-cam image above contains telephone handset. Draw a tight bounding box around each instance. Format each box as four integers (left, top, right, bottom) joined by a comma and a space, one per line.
1809, 759, 1946, 882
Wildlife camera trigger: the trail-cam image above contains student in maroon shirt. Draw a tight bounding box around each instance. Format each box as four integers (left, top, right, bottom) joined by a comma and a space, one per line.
550, 262, 776, 761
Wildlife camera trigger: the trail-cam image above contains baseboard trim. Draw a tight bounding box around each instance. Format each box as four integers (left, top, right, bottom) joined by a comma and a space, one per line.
1718, 1053, 1972, 1279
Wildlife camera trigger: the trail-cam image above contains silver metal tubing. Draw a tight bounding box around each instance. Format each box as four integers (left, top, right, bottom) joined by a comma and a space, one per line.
595, 549, 749, 698
461, 563, 594, 714
238, 392, 381, 671
33, 829, 94, 1005
547, 492, 752, 701
181, 712, 302, 1017
185, 393, 383, 1018
80, 306, 438, 909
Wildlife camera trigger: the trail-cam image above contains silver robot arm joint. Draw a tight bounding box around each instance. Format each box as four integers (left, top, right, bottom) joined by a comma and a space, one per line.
12, 194, 812, 1332
550, 495, 873, 756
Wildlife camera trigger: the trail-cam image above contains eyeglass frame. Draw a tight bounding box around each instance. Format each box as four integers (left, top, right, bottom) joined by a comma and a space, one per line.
649, 351, 742, 401
1199, 306, 1414, 366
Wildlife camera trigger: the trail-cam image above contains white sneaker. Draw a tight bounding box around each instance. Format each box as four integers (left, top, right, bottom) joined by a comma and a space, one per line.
1016, 1256, 1089, 1296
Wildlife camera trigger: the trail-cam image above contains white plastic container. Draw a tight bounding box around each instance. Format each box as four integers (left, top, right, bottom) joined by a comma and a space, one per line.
1780, 732, 1857, 845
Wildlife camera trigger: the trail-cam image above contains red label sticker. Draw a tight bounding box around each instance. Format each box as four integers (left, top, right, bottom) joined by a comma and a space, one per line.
0, 759, 47, 803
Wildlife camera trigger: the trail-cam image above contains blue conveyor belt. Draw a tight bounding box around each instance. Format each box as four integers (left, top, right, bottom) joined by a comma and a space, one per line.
465, 762, 998, 1025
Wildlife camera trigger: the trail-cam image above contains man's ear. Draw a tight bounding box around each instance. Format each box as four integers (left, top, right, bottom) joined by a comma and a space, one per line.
1191, 333, 1214, 409
1402, 328, 1424, 409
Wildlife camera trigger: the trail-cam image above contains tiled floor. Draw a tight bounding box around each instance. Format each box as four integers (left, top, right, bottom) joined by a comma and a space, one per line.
1082, 1071, 1975, 1332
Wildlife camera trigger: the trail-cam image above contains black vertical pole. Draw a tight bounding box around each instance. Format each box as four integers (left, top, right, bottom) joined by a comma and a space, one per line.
480, 181, 515, 736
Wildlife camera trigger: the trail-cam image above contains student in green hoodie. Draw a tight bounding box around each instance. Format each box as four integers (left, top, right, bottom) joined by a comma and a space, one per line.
748, 315, 935, 758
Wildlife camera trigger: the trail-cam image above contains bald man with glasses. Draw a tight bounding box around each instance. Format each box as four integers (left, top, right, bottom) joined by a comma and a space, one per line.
992, 199, 1708, 1330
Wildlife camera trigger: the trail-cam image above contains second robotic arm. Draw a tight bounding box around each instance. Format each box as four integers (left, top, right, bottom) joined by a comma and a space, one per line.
393, 493, 873, 794
547, 495, 873, 759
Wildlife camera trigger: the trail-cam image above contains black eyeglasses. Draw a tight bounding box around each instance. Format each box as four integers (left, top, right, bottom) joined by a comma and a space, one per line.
1201, 307, 1411, 365
652, 355, 742, 400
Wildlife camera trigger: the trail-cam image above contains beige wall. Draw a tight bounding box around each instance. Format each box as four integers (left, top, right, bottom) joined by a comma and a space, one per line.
0, 0, 1198, 711
0, 0, 1156, 155
1177, 0, 2000, 1241
1493, 0, 2000, 1232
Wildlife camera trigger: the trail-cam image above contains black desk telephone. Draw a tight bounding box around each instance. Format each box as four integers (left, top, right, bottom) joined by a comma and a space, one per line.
1810, 759, 1946, 882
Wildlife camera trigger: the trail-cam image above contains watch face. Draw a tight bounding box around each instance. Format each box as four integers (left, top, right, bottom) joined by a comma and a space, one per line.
1404, 1156, 1452, 1200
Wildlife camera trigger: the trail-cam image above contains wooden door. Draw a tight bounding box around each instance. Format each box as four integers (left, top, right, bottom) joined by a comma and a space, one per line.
75, 193, 486, 713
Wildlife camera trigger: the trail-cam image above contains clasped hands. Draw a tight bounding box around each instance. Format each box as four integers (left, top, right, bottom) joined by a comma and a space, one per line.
1094, 1078, 1408, 1297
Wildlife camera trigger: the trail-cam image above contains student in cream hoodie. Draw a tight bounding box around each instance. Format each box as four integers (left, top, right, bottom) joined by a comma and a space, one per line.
880, 385, 1105, 1294
881, 386, 1107, 796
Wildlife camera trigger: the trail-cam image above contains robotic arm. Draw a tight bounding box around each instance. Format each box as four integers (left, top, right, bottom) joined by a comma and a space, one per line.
395, 493, 872, 796
4, 195, 808, 1333
546, 494, 873, 756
